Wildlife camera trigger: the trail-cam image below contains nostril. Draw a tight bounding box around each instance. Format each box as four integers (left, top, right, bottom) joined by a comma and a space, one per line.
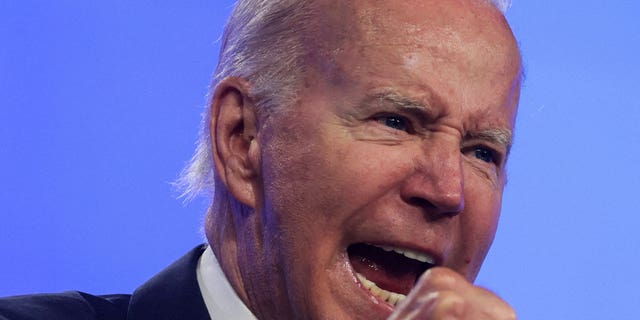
407, 195, 464, 220
407, 197, 434, 209
399, 159, 465, 218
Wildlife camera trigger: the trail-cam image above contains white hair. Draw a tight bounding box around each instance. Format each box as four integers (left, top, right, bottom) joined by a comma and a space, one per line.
176, 0, 314, 199
176, 0, 512, 200
490, 0, 512, 13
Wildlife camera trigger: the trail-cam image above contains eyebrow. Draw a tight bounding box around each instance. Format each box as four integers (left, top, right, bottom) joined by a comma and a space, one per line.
466, 128, 514, 154
362, 91, 514, 152
364, 91, 439, 121
369, 91, 431, 111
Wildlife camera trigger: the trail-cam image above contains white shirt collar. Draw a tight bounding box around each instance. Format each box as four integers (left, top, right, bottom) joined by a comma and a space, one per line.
196, 245, 258, 320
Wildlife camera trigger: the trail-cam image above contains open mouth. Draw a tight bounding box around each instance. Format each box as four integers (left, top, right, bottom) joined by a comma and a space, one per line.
347, 243, 436, 306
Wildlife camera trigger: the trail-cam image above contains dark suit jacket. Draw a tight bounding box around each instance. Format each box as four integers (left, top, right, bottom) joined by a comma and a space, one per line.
0, 245, 211, 320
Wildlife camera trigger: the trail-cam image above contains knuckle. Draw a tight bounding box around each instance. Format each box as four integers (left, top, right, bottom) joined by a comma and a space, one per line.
500, 307, 518, 320
421, 267, 460, 288
431, 291, 467, 319
476, 287, 517, 320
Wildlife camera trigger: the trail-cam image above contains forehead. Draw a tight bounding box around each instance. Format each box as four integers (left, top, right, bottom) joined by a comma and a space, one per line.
315, 0, 520, 74
309, 0, 522, 127
317, 0, 509, 40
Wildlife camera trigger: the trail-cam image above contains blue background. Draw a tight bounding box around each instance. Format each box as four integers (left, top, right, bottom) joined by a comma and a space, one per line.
1, 1, 639, 319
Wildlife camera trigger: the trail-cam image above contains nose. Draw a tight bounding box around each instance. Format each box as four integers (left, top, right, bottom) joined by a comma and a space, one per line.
400, 139, 465, 218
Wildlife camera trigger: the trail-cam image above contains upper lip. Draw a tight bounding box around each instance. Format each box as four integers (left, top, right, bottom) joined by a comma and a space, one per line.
361, 240, 444, 267
373, 243, 437, 265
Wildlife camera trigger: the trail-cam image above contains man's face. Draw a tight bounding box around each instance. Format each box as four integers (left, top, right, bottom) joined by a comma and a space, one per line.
233, 1, 521, 319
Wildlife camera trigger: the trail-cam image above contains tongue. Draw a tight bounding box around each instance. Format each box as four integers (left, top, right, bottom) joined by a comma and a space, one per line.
348, 243, 423, 295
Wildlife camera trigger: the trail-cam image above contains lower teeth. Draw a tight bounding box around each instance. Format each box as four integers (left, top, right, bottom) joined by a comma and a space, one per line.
356, 273, 406, 306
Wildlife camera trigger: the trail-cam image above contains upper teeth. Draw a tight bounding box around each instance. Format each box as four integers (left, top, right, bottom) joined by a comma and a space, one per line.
376, 245, 435, 265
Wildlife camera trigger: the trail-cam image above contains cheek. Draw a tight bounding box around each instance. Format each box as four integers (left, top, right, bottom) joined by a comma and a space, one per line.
259, 124, 351, 247
458, 175, 504, 279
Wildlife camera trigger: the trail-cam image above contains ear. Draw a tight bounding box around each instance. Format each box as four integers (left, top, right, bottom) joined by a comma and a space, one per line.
210, 77, 261, 209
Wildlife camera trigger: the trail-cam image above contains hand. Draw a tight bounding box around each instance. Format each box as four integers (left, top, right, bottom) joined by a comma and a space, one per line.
387, 267, 516, 320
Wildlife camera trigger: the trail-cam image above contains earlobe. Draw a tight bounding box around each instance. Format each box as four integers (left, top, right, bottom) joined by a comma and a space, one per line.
210, 78, 261, 208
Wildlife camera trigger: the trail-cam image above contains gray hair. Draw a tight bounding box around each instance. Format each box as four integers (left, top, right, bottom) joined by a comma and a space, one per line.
176, 0, 314, 200
176, 0, 512, 200
491, 0, 512, 13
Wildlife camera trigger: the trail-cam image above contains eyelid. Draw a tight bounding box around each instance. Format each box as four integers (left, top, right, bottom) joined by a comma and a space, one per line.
372, 112, 416, 133
462, 142, 504, 166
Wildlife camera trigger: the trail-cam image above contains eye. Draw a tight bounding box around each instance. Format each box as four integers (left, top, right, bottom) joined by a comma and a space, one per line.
473, 146, 497, 164
375, 115, 409, 132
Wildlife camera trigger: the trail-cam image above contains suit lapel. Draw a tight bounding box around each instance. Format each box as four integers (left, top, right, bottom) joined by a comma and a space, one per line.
127, 245, 211, 320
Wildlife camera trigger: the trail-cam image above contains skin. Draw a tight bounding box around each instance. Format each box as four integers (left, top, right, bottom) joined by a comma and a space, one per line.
208, 0, 522, 319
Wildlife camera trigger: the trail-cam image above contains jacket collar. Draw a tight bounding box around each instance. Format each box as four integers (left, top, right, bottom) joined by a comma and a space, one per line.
127, 244, 210, 320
